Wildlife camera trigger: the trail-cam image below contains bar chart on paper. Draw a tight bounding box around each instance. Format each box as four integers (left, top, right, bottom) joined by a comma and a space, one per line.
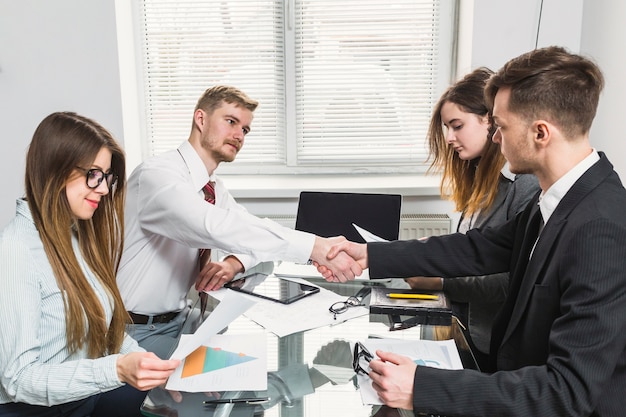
181, 346, 257, 378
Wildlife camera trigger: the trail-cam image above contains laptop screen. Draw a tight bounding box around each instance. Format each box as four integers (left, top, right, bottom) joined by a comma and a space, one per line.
295, 191, 402, 243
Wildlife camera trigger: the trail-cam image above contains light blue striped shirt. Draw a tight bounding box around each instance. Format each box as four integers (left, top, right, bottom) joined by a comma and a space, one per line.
0, 199, 143, 406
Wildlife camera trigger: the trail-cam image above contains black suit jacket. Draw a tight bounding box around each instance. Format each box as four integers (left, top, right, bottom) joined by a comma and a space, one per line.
443, 172, 539, 355
368, 153, 626, 416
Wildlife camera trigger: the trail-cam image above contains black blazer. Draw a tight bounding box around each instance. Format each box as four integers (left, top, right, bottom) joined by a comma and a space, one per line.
443, 172, 539, 354
368, 153, 626, 416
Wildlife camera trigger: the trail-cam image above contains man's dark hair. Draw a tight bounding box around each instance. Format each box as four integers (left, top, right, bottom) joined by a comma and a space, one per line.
485, 46, 604, 137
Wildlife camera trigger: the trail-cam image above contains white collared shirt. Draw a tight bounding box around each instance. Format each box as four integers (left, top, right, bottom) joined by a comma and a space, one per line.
538, 149, 600, 224
117, 140, 315, 314
0, 200, 142, 405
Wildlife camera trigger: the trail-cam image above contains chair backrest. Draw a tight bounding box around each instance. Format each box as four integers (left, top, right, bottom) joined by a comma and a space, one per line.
295, 191, 402, 243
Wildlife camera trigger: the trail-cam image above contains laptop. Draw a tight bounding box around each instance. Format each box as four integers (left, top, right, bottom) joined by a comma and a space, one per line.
294, 191, 402, 243
274, 191, 401, 280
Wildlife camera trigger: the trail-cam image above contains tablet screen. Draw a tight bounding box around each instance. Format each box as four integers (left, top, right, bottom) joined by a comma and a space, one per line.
224, 274, 320, 304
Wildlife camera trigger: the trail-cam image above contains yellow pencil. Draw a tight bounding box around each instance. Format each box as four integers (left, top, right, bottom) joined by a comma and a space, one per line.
387, 293, 439, 300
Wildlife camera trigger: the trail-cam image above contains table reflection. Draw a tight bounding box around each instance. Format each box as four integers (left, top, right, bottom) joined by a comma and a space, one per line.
141, 279, 477, 417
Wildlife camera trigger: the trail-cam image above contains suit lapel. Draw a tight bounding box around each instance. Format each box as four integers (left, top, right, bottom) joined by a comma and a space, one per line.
488, 203, 542, 362
474, 176, 509, 229
503, 214, 564, 338
500, 153, 615, 344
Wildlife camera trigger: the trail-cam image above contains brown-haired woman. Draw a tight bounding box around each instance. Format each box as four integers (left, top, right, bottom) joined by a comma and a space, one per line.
0, 112, 179, 417
405, 68, 540, 369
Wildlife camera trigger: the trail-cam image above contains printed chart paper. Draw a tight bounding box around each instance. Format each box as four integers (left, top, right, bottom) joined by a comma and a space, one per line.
356, 339, 462, 405
166, 333, 267, 392
170, 290, 256, 360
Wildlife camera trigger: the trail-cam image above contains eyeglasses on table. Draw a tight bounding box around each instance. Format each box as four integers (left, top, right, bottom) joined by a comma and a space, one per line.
329, 295, 365, 320
352, 341, 374, 376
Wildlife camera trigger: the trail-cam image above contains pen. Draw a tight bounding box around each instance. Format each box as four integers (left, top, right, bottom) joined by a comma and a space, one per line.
203, 397, 270, 405
387, 293, 439, 300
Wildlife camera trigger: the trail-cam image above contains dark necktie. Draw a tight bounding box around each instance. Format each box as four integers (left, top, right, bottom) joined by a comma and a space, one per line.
529, 212, 545, 259
487, 208, 543, 372
199, 181, 216, 316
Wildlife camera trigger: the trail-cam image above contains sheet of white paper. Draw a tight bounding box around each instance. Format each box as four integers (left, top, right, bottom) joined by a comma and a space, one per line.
273, 262, 370, 281
166, 333, 267, 392
210, 278, 368, 337
170, 290, 257, 360
273, 261, 322, 279
352, 223, 389, 242
356, 339, 463, 405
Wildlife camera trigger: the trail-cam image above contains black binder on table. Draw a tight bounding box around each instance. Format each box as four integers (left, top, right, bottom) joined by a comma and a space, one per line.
369, 287, 452, 327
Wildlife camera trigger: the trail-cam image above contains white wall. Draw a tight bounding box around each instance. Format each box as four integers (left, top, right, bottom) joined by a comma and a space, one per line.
470, 0, 625, 179
0, 0, 623, 227
580, 0, 626, 178
0, 0, 123, 225
469, 0, 584, 71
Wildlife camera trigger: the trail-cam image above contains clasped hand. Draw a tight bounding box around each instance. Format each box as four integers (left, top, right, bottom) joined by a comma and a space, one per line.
195, 237, 367, 285
312, 238, 368, 282
309, 236, 368, 282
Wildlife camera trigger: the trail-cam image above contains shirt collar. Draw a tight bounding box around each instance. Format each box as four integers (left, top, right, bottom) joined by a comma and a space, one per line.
539, 149, 599, 223
500, 162, 516, 181
177, 140, 215, 193
16, 198, 32, 221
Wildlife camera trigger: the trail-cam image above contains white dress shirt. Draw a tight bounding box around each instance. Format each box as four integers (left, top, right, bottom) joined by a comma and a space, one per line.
118, 140, 315, 314
529, 149, 599, 259
0, 199, 142, 406
539, 149, 600, 224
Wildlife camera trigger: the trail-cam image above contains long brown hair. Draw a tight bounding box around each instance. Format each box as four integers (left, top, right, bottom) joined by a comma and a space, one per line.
25, 112, 127, 358
427, 67, 505, 216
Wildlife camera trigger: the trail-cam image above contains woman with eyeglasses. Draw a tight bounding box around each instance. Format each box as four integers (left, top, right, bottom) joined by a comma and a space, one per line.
0, 112, 180, 417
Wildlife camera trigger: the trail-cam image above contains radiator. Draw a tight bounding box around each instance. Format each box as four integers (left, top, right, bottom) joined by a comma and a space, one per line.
262, 214, 452, 240
397, 213, 452, 239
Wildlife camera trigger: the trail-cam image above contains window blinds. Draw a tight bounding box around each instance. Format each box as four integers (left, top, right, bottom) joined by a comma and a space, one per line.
138, 0, 454, 173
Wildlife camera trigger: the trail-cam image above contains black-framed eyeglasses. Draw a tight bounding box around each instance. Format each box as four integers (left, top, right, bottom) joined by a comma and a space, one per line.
329, 295, 365, 320
353, 341, 373, 376
76, 167, 117, 190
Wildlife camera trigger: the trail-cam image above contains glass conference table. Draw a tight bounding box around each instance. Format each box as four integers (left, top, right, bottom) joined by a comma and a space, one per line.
140, 276, 478, 417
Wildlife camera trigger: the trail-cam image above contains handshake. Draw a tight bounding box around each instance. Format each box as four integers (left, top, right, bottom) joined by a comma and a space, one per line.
309, 236, 369, 282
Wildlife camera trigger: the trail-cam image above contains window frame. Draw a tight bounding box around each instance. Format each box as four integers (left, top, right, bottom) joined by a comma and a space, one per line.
115, 0, 460, 179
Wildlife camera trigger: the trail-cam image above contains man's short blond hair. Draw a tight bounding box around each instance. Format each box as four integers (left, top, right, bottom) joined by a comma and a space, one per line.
194, 85, 258, 116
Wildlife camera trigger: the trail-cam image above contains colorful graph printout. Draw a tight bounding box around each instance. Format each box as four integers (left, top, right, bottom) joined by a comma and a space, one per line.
356, 339, 462, 405
181, 346, 257, 378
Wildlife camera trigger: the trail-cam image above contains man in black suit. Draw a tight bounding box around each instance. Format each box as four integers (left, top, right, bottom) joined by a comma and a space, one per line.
323, 46, 626, 416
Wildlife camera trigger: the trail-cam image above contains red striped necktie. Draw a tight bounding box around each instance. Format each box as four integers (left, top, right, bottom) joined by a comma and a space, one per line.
199, 181, 216, 316
202, 181, 216, 205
